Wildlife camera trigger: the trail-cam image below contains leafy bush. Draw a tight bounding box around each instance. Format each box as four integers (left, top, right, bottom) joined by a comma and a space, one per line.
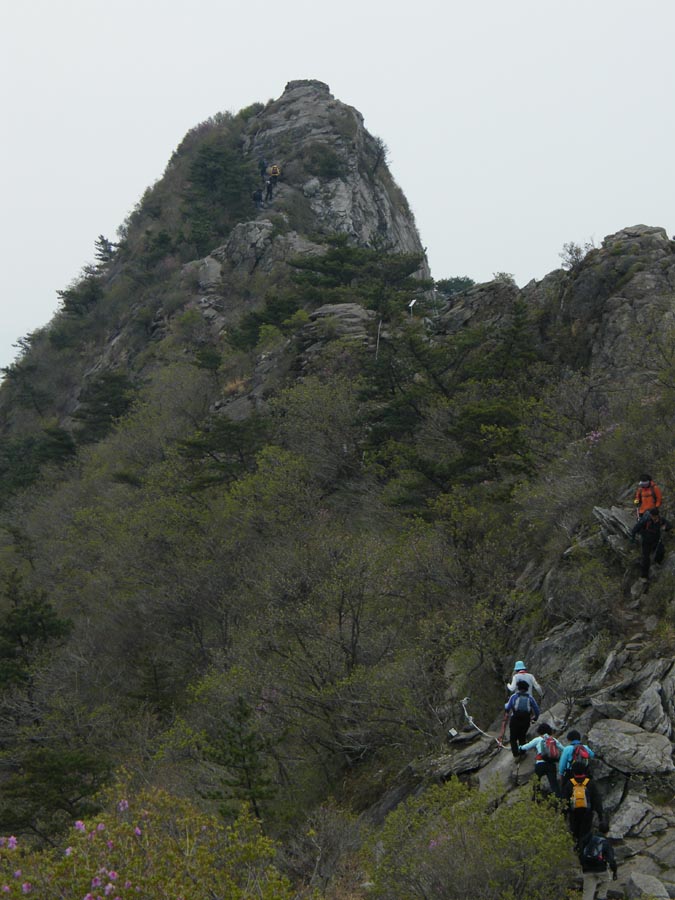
367, 778, 576, 900
73, 371, 138, 444
57, 274, 104, 317
302, 142, 347, 179
228, 295, 300, 350
435, 276, 475, 295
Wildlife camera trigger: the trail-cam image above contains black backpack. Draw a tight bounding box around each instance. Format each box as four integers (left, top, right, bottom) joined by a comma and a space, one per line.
581, 835, 606, 869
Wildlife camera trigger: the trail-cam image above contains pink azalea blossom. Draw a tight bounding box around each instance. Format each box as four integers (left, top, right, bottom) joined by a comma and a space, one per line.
96, 823, 106, 832
134, 827, 141, 836
104, 885, 114, 896
74, 821, 86, 832
106, 840, 114, 850
65, 847, 73, 856
21, 884, 31, 894
13, 871, 21, 879
7, 837, 17, 850
117, 799, 129, 812
91, 876, 101, 887
108, 872, 117, 881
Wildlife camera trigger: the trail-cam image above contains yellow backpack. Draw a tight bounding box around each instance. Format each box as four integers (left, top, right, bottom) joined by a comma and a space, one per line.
570, 777, 590, 810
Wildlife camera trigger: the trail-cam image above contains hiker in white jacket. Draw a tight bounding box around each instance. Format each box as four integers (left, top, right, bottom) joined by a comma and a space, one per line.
507, 660, 543, 698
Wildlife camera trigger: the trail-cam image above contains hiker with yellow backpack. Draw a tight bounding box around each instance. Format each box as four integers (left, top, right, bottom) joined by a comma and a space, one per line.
562, 760, 607, 850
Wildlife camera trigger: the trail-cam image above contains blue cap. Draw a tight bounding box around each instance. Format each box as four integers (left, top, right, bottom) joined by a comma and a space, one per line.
514, 660, 526, 670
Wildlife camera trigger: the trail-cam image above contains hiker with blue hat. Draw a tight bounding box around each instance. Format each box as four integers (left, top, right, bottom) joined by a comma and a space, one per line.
506, 660, 543, 698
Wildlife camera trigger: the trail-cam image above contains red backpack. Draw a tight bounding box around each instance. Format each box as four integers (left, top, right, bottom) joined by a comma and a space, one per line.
572, 744, 591, 769
541, 736, 560, 761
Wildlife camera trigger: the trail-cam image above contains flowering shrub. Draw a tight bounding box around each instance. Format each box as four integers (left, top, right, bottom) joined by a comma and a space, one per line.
0, 787, 292, 899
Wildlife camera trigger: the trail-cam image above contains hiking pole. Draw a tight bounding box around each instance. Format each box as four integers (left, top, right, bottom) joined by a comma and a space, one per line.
496, 711, 509, 748
460, 697, 507, 748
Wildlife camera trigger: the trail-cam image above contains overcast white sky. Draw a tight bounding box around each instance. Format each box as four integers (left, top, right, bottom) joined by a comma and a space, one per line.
1, 0, 674, 370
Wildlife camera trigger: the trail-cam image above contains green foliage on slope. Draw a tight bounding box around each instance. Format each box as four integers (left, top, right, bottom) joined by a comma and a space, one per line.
0, 101, 672, 895
368, 778, 576, 900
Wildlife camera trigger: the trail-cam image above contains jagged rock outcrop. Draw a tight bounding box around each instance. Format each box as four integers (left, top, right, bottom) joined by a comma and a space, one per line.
172, 81, 429, 372
242, 80, 427, 261
565, 225, 675, 374
590, 720, 674, 774
435, 224, 675, 390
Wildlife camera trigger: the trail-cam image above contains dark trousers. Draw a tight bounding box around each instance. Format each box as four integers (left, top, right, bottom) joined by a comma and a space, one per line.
534, 760, 560, 797
509, 713, 530, 758
568, 809, 594, 850
640, 539, 659, 577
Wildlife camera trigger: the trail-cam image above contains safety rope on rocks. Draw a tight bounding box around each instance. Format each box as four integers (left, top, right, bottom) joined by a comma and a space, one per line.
459, 697, 508, 749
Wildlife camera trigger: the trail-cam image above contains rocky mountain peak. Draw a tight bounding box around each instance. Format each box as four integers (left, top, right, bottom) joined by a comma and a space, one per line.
241, 79, 426, 261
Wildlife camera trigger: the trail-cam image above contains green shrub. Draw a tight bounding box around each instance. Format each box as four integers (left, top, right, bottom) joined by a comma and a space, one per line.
302, 142, 347, 179
367, 778, 576, 900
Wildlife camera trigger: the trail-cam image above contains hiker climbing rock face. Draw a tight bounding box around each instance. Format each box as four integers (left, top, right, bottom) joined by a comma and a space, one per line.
269, 164, 281, 186
252, 188, 264, 210
578, 829, 617, 900
265, 179, 274, 202
504, 680, 539, 759
630, 506, 671, 581
633, 473, 662, 517
506, 660, 543, 697
562, 760, 607, 850
558, 730, 594, 781
520, 723, 563, 797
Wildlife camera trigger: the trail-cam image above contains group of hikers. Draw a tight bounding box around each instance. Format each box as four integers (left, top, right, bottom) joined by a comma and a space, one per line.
493, 473, 670, 896
455, 479, 671, 899
252, 158, 281, 209
503, 662, 617, 900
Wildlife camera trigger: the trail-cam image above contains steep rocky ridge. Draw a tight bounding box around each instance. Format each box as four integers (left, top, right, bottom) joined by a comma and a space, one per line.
0, 79, 428, 432
2, 80, 675, 898
350, 229, 675, 895
242, 80, 424, 256
437, 224, 675, 380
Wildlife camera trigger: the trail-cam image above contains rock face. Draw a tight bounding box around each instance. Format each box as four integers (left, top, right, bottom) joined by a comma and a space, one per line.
564, 225, 675, 374
435, 224, 675, 385
242, 80, 427, 261
173, 80, 429, 382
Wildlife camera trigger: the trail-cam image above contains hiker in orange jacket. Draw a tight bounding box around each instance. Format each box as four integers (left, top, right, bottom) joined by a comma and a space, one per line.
633, 474, 662, 517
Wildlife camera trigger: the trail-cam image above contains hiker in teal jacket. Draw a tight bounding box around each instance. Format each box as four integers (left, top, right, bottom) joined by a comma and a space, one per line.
559, 730, 595, 780
520, 723, 563, 797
